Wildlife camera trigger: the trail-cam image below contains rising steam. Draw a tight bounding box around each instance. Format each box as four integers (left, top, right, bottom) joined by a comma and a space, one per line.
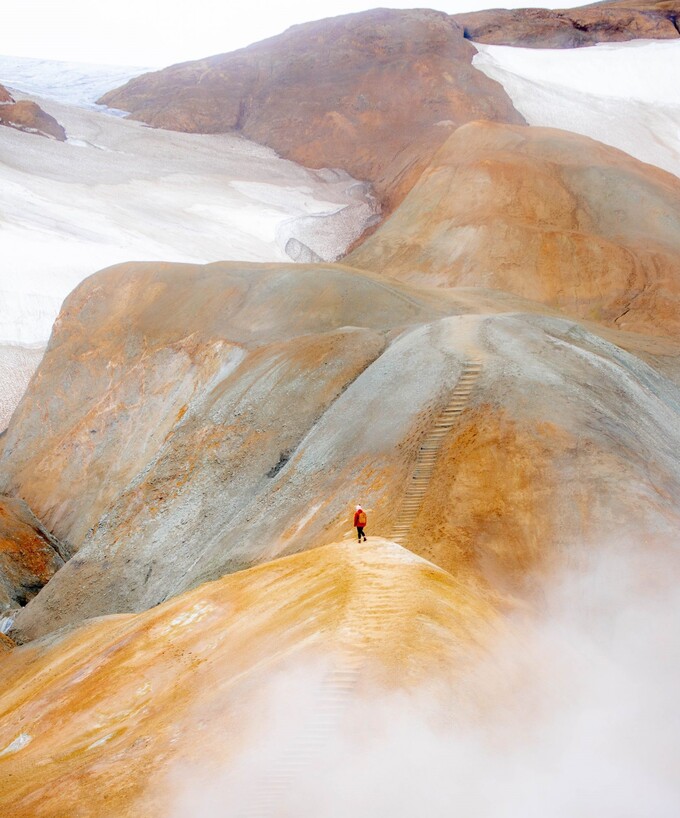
169, 541, 680, 818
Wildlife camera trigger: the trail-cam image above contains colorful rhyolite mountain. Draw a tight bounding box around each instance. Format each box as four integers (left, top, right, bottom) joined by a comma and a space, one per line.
346, 121, 680, 336
456, 0, 680, 47
0, 497, 66, 611
99, 9, 524, 211
1, 4, 680, 817
2, 250, 680, 641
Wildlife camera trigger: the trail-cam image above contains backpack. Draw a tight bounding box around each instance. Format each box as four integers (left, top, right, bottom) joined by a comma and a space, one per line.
357, 510, 367, 527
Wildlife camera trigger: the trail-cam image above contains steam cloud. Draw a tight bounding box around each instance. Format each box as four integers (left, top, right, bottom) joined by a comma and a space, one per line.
170, 542, 680, 817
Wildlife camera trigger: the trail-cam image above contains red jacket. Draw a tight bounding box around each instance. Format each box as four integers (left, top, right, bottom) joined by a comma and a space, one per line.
354, 509, 367, 527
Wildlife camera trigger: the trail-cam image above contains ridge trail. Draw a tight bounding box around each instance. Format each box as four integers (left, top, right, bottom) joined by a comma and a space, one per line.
241, 544, 406, 817
242, 358, 483, 816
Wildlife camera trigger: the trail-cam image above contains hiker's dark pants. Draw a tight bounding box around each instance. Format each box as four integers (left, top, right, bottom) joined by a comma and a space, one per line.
356, 527, 365, 541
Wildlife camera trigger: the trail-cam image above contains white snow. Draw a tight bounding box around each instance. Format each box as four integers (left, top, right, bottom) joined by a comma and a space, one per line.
0, 613, 15, 634
0, 92, 378, 348
0, 55, 151, 111
473, 39, 680, 180
0, 733, 32, 756
87, 733, 115, 750
0, 84, 378, 428
0, 344, 44, 431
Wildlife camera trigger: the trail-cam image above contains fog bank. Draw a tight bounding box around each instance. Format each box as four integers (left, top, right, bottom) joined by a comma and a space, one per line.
170, 542, 680, 817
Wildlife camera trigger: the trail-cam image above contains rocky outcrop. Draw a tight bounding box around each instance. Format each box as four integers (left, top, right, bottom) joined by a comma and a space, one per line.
2, 261, 680, 641
347, 121, 680, 337
0, 84, 66, 140
454, 1, 680, 48
0, 539, 499, 817
98, 9, 523, 211
0, 496, 66, 611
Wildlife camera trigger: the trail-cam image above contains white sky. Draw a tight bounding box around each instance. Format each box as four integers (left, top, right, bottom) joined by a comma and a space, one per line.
3, 1, 592, 67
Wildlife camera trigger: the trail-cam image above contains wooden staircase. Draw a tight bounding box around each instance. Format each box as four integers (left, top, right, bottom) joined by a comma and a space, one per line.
390, 359, 483, 546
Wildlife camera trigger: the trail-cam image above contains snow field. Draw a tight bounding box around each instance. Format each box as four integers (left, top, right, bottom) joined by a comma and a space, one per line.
473, 39, 680, 180
0, 344, 44, 431
0, 91, 378, 346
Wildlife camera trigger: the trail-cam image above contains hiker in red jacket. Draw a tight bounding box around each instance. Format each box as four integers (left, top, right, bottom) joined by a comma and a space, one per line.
353, 505, 367, 542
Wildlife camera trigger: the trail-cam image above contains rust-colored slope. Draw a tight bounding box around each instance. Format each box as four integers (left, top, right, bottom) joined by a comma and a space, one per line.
0, 261, 448, 553
346, 121, 680, 337
0, 497, 65, 611
98, 9, 523, 212
0, 539, 498, 818
454, 1, 680, 47
3, 261, 680, 641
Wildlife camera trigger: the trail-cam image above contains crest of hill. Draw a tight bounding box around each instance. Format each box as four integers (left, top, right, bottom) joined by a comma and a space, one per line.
2, 262, 680, 641
454, 0, 680, 47
98, 8, 523, 212
346, 120, 680, 338
0, 539, 498, 817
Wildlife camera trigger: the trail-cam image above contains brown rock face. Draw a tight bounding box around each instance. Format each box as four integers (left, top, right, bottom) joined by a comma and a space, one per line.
346, 121, 680, 337
98, 9, 523, 210
0, 84, 66, 141
454, 1, 680, 48
0, 497, 66, 611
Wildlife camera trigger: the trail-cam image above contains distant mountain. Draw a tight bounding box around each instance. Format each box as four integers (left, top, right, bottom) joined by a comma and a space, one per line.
99, 9, 524, 213
454, 0, 680, 47
99, 4, 680, 215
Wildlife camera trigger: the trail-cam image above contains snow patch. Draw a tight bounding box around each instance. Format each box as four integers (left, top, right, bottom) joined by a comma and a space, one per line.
87, 733, 114, 750
158, 602, 215, 635
0, 614, 15, 635
0, 733, 32, 756
0, 343, 45, 431
0, 98, 378, 349
473, 39, 680, 179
